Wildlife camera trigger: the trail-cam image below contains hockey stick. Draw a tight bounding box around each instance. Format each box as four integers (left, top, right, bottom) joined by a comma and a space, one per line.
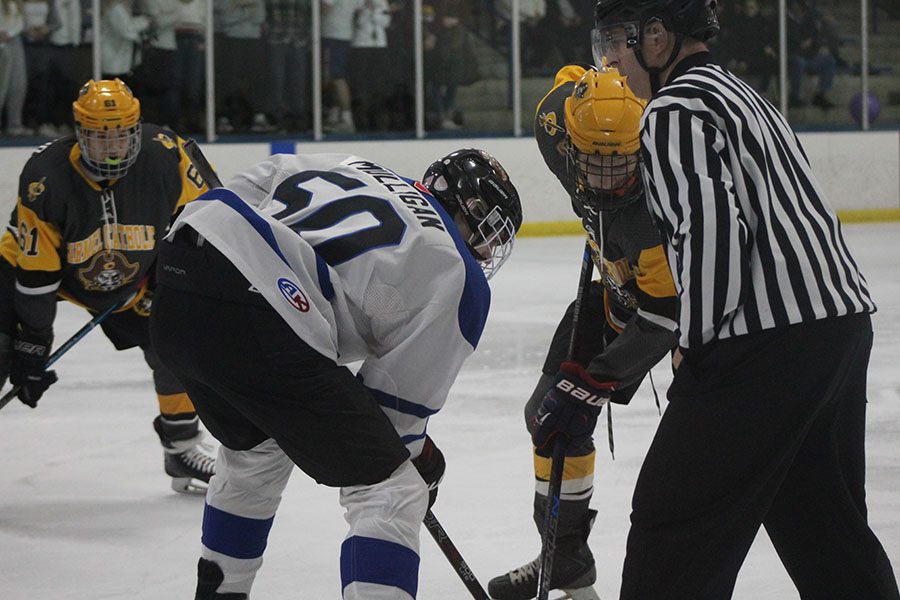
183, 138, 223, 188
0, 298, 127, 411
537, 241, 594, 600
424, 509, 490, 600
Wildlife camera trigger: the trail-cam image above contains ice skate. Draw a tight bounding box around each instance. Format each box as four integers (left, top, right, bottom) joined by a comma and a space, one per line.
154, 415, 216, 494
487, 541, 599, 600
489, 506, 599, 600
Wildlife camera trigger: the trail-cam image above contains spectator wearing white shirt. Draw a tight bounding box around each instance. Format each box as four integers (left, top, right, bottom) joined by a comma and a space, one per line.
0, 0, 29, 135
349, 0, 390, 131
99, 0, 150, 78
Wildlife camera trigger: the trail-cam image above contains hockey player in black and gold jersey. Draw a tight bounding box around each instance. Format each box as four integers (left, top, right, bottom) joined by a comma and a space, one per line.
488, 66, 679, 599
0, 79, 215, 494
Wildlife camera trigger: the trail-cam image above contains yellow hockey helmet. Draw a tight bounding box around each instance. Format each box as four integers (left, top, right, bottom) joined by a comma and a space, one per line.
563, 68, 646, 211
73, 79, 143, 178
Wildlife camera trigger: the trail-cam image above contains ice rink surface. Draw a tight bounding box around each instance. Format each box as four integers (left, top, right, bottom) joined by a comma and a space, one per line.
0, 223, 898, 600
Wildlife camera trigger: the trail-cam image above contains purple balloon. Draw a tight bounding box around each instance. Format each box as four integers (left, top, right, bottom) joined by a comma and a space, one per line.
849, 93, 881, 125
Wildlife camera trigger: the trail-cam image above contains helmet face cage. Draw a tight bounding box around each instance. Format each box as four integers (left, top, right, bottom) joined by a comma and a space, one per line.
566, 142, 643, 212
73, 79, 142, 179
423, 149, 522, 280
76, 122, 142, 179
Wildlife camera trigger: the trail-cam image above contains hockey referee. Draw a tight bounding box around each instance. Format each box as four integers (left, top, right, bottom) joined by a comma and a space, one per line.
590, 1, 900, 598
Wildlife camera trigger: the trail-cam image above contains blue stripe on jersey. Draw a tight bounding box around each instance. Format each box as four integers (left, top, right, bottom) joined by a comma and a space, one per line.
400, 429, 428, 445
315, 252, 335, 301
403, 178, 491, 348
340, 535, 419, 598
199, 188, 290, 266
201, 503, 274, 560
360, 376, 439, 418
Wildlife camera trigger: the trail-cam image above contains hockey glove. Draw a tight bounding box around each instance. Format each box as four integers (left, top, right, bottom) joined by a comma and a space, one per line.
412, 435, 445, 509
531, 361, 616, 458
10, 325, 57, 408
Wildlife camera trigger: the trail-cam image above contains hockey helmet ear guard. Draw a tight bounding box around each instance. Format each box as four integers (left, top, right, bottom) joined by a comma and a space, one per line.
563, 68, 645, 212
423, 148, 523, 280
73, 78, 143, 179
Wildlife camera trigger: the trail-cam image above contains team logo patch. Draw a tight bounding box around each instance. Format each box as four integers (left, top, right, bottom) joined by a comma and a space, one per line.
153, 133, 176, 150
277, 278, 310, 312
26, 178, 46, 202
78, 250, 140, 291
539, 111, 562, 137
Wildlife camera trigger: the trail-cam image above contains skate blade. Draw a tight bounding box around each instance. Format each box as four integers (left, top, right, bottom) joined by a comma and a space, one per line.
171, 477, 209, 495
552, 586, 601, 600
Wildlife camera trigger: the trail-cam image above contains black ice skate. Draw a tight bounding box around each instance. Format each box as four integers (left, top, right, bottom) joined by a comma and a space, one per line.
154, 415, 216, 494
195, 558, 248, 600
488, 508, 600, 600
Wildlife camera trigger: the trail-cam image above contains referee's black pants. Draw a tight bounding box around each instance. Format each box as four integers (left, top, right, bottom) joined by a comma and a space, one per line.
620, 313, 900, 600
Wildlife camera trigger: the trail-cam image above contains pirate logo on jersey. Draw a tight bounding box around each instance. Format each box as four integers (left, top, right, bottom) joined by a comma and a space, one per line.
153, 133, 176, 150
26, 178, 47, 202
78, 250, 140, 291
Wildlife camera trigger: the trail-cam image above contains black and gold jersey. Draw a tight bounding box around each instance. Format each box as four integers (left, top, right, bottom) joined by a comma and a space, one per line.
2, 124, 208, 329
534, 65, 679, 387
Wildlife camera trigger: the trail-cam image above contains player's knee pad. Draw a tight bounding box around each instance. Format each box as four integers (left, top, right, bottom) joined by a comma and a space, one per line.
207, 439, 294, 518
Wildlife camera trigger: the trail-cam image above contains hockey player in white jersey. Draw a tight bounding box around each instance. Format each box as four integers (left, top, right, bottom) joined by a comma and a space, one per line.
148, 148, 522, 599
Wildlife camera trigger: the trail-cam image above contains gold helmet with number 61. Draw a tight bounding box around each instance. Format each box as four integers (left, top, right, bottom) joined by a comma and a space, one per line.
563, 67, 646, 211
73, 78, 142, 179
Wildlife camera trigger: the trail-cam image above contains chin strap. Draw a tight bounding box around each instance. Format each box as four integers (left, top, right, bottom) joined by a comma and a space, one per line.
635, 32, 686, 95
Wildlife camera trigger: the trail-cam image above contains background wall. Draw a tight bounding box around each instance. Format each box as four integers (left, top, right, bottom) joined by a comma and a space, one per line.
1, 132, 898, 232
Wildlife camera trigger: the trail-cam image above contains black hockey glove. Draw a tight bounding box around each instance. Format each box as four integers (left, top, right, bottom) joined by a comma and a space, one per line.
10, 325, 57, 408
412, 435, 445, 509
531, 361, 616, 458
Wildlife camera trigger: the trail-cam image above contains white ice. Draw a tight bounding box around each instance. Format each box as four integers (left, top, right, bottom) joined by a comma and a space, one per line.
1, 223, 898, 600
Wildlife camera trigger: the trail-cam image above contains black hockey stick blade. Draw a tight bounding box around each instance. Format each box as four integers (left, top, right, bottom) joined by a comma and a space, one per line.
0, 298, 127, 411
424, 509, 490, 599
183, 138, 223, 188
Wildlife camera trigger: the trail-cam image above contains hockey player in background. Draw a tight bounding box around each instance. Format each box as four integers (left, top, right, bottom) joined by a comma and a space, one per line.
0, 78, 216, 494
148, 149, 523, 599
488, 67, 678, 600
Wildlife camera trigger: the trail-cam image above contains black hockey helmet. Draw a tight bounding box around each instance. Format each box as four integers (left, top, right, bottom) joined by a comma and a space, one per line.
593, 0, 719, 93
594, 0, 719, 41
422, 148, 522, 279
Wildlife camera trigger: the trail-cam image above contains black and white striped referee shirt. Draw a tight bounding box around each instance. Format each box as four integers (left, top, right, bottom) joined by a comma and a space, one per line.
640, 52, 876, 349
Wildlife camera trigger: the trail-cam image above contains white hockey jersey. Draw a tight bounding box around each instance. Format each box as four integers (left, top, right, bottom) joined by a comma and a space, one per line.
167, 153, 491, 457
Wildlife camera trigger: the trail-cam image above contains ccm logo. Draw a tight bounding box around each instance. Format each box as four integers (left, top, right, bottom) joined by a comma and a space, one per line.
277, 278, 310, 312
556, 379, 605, 406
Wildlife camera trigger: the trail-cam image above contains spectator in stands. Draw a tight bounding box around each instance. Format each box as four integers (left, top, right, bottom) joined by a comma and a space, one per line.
495, 0, 546, 73
423, 0, 474, 131
322, 0, 362, 133
0, 0, 30, 135
787, 0, 836, 109
265, 0, 310, 133
99, 0, 150, 80
722, 0, 778, 97
213, 0, 269, 133
173, 0, 204, 133
21, 0, 48, 133
134, 0, 179, 127
350, 0, 391, 131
